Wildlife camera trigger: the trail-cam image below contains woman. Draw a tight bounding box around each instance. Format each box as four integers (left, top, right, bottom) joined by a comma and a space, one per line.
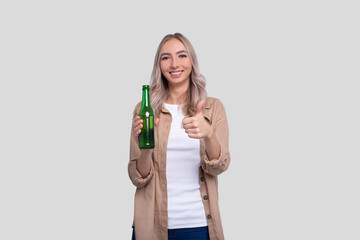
129, 33, 230, 240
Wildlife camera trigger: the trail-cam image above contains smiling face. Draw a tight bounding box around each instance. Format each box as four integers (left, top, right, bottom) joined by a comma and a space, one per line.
160, 38, 192, 88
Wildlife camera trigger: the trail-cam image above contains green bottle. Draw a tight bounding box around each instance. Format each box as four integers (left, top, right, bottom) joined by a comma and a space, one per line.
138, 85, 155, 149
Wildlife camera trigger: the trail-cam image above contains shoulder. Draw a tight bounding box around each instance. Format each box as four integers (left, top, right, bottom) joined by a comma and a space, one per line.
203, 97, 227, 122
204, 97, 225, 110
132, 101, 142, 116
134, 101, 142, 109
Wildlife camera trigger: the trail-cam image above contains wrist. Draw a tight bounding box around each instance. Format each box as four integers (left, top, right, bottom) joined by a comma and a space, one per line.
205, 128, 214, 140
140, 148, 153, 156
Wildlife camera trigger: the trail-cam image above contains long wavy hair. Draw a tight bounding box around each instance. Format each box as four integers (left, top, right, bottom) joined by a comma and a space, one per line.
150, 33, 207, 117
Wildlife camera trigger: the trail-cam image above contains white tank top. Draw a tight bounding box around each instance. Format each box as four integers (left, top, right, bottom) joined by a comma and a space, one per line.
164, 103, 208, 229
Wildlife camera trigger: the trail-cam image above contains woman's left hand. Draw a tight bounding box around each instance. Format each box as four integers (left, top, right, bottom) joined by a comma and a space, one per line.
182, 100, 213, 139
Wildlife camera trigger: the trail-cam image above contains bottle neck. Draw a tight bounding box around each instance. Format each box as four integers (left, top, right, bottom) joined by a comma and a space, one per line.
142, 87, 150, 108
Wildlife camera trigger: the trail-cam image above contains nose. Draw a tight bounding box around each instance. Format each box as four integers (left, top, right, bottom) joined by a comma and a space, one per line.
170, 58, 179, 69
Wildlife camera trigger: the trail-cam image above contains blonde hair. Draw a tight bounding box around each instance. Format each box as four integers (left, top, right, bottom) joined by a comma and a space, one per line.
150, 33, 207, 116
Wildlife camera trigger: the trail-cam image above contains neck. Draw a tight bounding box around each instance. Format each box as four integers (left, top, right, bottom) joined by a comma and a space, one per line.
166, 79, 189, 104
166, 87, 189, 105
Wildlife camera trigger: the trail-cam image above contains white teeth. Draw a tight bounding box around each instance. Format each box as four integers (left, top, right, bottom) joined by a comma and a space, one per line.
171, 71, 182, 75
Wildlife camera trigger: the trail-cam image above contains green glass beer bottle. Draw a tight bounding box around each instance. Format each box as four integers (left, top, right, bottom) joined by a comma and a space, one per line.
138, 85, 155, 149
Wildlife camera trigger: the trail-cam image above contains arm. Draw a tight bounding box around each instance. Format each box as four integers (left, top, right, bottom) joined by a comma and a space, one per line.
182, 98, 231, 176
136, 149, 153, 177
204, 128, 221, 160
201, 99, 231, 176
128, 103, 154, 188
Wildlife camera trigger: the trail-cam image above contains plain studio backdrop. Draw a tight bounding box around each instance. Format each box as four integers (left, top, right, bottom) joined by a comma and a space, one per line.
0, 0, 359, 239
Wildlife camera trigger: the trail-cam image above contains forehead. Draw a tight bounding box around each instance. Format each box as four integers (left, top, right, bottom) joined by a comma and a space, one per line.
161, 38, 187, 53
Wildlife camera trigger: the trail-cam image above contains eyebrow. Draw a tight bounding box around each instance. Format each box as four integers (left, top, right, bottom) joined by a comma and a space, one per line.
160, 50, 188, 57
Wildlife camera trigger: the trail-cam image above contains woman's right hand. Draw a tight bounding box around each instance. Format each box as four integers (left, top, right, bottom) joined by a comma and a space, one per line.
132, 116, 143, 137
132, 115, 159, 177
132, 116, 160, 138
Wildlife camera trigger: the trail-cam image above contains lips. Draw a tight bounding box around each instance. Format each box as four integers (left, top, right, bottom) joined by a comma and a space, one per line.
170, 70, 183, 78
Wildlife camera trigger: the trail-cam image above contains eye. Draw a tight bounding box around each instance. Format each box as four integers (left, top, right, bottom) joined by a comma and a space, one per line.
161, 56, 170, 60
179, 54, 187, 58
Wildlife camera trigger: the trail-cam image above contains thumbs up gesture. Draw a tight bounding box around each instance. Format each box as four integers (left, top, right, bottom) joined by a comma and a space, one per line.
182, 100, 213, 139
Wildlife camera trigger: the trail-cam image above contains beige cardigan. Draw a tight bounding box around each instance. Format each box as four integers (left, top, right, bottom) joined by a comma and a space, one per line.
128, 97, 231, 240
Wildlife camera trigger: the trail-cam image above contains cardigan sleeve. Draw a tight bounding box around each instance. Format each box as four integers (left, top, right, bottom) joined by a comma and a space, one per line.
128, 102, 154, 188
201, 98, 231, 176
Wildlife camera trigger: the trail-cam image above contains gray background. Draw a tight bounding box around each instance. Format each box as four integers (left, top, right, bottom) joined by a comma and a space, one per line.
1, 0, 359, 239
